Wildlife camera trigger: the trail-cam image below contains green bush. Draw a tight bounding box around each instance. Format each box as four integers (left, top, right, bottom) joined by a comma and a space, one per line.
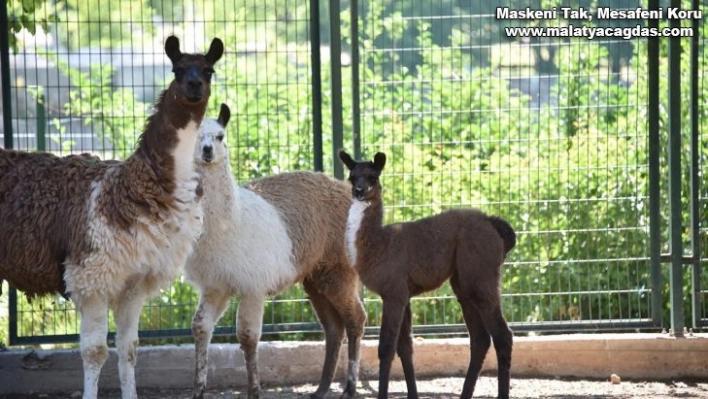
3, 2, 707, 346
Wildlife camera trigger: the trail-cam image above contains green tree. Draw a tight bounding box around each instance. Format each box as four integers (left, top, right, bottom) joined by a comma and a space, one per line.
2, 0, 707, 346
5, 0, 59, 52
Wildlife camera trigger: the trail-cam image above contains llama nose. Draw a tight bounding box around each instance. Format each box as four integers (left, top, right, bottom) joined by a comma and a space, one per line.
354, 186, 365, 197
202, 146, 214, 162
186, 77, 204, 101
188, 79, 203, 89
187, 80, 203, 95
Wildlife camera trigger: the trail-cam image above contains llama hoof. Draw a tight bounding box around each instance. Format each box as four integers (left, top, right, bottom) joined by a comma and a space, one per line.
248, 388, 260, 399
193, 384, 207, 399
339, 381, 357, 398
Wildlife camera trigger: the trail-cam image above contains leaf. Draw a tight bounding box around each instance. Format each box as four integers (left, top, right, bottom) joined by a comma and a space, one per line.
39, 18, 51, 32
21, 0, 36, 13
9, 36, 19, 54
19, 14, 36, 35
12, 17, 22, 33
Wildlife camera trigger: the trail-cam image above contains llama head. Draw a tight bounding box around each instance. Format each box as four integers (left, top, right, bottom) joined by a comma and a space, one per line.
196, 103, 231, 165
339, 150, 386, 202
164, 35, 224, 105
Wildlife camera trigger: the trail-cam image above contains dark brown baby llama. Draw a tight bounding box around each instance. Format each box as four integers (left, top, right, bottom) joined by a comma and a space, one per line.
339, 150, 516, 399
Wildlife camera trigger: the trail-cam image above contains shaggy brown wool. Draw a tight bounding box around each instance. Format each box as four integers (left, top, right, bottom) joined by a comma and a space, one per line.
0, 37, 221, 301
0, 151, 109, 297
0, 94, 203, 299
1, 35, 223, 399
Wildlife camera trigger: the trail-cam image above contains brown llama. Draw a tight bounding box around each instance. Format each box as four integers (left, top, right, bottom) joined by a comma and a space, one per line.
0, 36, 223, 399
339, 150, 516, 399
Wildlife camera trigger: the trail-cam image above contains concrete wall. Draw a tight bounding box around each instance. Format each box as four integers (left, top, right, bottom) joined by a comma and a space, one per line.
1, 334, 707, 395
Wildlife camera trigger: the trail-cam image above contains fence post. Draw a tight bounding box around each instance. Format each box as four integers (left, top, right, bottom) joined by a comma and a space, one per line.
689, 0, 702, 330
350, 0, 361, 160
667, 0, 685, 337
328, 0, 344, 179
648, 0, 663, 329
0, 0, 21, 346
310, 0, 323, 172
1, 0, 14, 150
36, 91, 46, 151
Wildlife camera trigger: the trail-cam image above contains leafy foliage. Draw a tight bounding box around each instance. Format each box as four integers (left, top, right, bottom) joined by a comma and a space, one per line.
2, 1, 707, 346
5, 0, 58, 53
30, 51, 150, 158
351, 7, 662, 329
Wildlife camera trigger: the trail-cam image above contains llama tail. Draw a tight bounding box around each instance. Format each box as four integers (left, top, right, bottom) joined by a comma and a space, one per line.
487, 215, 516, 255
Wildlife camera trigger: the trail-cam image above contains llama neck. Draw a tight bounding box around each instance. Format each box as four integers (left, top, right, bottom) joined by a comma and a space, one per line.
199, 159, 239, 215
172, 121, 199, 183
160, 85, 206, 185
347, 198, 388, 270
132, 87, 207, 185
95, 87, 208, 230
161, 81, 209, 129
200, 159, 234, 187
359, 199, 387, 242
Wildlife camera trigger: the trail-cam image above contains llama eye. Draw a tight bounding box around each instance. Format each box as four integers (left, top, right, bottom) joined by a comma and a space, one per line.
216, 135, 224, 141
204, 68, 215, 78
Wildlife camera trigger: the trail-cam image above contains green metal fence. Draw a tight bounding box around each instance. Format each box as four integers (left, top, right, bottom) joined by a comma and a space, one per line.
1, 0, 706, 346
694, 0, 708, 330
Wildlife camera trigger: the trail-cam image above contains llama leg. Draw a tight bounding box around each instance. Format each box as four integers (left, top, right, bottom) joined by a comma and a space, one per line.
339, 302, 366, 399
396, 303, 418, 399
475, 304, 512, 399
335, 295, 365, 399
237, 294, 266, 399
78, 296, 109, 399
113, 283, 149, 399
377, 299, 407, 399
303, 278, 345, 399
320, 270, 366, 399
454, 295, 491, 399
453, 238, 512, 399
192, 290, 232, 399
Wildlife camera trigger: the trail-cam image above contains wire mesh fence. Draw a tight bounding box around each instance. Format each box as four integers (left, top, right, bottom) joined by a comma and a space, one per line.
696, 7, 708, 330
1, 0, 706, 346
2, 0, 322, 344
352, 0, 663, 332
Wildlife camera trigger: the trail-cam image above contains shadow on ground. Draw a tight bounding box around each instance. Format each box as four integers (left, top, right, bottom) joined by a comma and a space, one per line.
2, 376, 706, 398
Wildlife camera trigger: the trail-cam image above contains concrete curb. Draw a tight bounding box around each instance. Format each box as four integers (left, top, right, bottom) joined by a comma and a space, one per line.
1, 334, 707, 394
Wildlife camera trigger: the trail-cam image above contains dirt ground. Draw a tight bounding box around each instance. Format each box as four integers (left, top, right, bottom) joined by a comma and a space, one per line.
3, 376, 707, 399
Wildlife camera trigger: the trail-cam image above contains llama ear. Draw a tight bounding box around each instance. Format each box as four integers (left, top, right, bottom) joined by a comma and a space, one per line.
339, 150, 356, 170
164, 35, 182, 64
205, 38, 224, 64
373, 152, 386, 171
218, 103, 231, 127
